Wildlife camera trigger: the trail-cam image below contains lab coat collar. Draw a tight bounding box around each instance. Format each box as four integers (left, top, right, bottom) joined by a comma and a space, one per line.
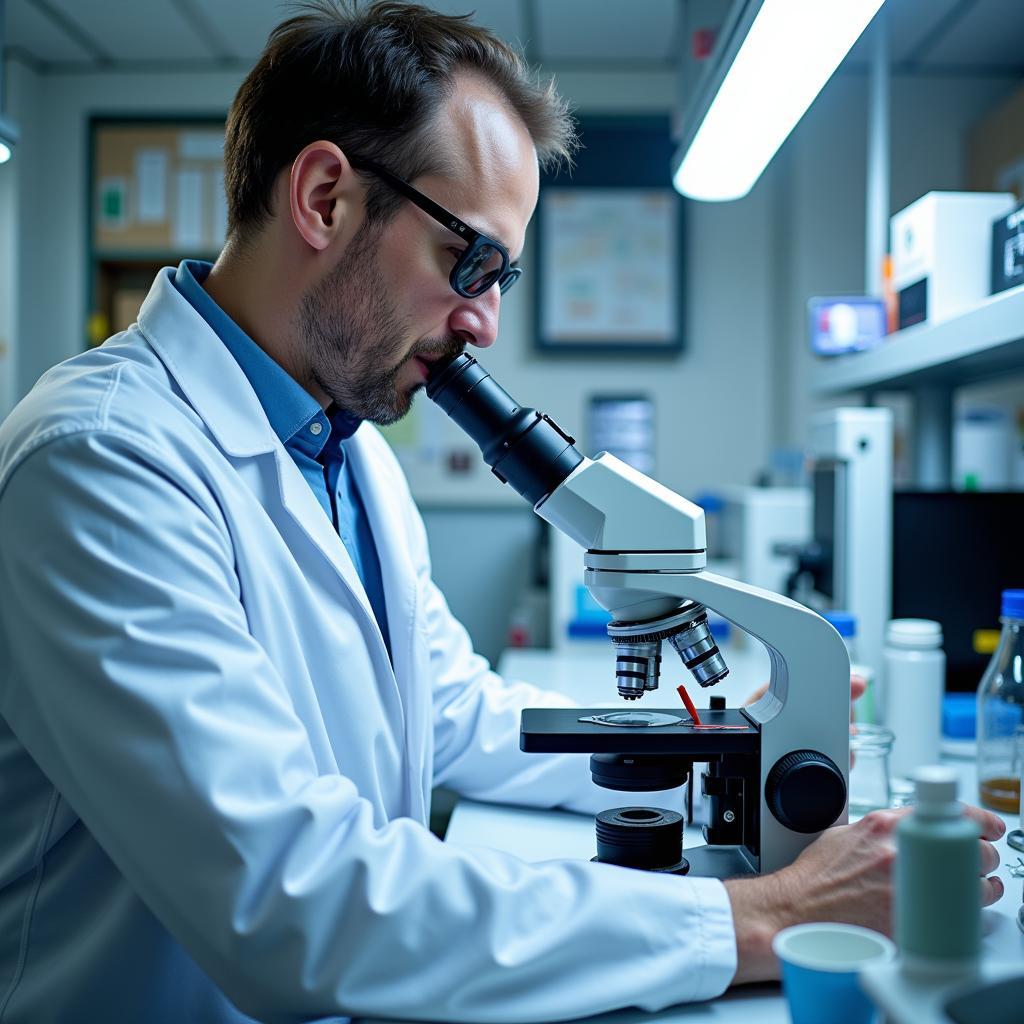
137, 267, 281, 460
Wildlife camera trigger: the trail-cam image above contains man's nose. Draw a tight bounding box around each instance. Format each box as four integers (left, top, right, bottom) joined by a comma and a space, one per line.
448, 285, 500, 349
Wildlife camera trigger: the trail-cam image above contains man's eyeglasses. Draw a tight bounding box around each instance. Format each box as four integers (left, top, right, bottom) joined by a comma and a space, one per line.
349, 155, 522, 299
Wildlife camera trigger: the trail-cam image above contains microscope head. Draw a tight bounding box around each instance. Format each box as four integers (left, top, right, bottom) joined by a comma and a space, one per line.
426, 353, 729, 700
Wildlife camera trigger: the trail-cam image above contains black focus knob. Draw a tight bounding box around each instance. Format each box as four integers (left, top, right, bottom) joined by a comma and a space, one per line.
765, 750, 846, 834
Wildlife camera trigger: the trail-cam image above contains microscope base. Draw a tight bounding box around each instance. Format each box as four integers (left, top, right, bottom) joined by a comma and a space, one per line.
683, 844, 756, 879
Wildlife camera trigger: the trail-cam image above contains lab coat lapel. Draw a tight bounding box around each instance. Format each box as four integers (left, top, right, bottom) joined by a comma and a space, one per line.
347, 430, 428, 820
136, 267, 391, 662
272, 448, 390, 656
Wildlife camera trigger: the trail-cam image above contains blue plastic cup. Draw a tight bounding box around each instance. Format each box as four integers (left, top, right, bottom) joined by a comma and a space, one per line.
772, 923, 896, 1024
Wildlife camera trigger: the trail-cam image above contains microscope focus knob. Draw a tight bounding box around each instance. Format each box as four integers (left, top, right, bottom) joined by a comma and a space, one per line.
765, 750, 846, 834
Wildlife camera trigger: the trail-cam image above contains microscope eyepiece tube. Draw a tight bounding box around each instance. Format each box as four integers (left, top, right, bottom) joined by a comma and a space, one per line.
425, 354, 584, 506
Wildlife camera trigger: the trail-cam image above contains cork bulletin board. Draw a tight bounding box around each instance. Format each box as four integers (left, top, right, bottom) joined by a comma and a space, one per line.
87, 117, 226, 346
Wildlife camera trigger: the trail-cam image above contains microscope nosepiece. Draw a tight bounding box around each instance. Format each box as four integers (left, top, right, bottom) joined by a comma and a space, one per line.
608, 603, 729, 698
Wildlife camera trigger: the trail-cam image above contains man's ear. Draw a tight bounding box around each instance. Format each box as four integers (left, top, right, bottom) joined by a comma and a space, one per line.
288, 141, 363, 252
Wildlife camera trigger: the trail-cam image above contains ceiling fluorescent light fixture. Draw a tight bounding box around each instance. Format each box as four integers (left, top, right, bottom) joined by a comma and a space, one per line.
0, 115, 19, 164
673, 0, 886, 202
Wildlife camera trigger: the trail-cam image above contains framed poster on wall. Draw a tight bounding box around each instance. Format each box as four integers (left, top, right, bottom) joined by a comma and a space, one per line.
535, 116, 684, 355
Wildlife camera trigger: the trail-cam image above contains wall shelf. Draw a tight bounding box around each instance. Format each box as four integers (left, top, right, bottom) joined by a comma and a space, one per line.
812, 283, 1024, 396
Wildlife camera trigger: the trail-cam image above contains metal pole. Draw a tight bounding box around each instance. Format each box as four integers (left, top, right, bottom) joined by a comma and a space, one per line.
865, 6, 889, 296
0, 0, 6, 115
914, 387, 953, 489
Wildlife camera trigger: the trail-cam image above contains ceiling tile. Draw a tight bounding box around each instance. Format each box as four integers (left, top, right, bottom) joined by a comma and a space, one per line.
202, 0, 527, 63
44, 0, 212, 61
421, 0, 527, 51
922, 0, 1024, 68
535, 0, 679, 62
7, 0, 97, 63
199, 0, 287, 60
847, 0, 961, 66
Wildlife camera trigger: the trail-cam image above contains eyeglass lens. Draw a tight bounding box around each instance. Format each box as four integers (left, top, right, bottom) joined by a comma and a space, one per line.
457, 242, 505, 296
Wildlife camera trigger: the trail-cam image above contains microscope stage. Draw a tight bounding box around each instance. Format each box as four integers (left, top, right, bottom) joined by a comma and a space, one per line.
520, 707, 759, 755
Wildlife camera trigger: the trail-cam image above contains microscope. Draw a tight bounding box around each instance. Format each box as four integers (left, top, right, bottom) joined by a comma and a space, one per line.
427, 355, 850, 878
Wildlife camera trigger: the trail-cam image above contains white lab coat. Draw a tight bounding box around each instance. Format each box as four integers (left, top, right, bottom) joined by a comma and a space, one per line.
0, 268, 736, 1024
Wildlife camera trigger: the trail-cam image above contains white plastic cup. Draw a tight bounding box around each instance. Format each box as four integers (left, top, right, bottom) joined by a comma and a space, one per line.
883, 619, 945, 781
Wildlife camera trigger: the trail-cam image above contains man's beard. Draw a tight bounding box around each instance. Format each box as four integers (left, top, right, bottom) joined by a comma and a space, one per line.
297, 223, 464, 425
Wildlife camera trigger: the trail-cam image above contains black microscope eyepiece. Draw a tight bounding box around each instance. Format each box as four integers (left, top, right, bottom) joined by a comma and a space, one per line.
425, 353, 584, 507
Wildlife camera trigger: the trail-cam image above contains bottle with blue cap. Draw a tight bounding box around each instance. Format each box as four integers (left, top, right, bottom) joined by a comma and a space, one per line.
823, 611, 875, 724
976, 589, 1024, 813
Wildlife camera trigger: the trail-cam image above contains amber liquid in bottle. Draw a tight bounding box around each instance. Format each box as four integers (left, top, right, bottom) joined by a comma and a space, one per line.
979, 775, 1021, 814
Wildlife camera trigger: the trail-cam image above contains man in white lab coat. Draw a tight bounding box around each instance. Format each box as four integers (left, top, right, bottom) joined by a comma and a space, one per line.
0, 3, 1004, 1023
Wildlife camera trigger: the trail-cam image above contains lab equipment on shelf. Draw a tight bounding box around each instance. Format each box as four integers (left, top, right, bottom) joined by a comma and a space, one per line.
807, 295, 887, 357
976, 589, 1024, 813
890, 190, 1015, 330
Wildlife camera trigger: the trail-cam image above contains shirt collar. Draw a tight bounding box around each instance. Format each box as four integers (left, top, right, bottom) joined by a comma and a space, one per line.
173, 260, 363, 449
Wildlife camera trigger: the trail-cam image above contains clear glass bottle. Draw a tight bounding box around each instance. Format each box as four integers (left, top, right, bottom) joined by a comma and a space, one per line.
976, 589, 1024, 813
848, 724, 894, 815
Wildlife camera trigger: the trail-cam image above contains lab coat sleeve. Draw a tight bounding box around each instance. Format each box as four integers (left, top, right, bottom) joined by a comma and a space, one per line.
0, 430, 736, 1022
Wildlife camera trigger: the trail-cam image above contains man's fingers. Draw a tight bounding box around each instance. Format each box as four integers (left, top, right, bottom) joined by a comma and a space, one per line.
858, 808, 907, 836
961, 803, 1006, 842
850, 675, 867, 701
980, 840, 1001, 877
744, 682, 769, 706
981, 874, 1005, 907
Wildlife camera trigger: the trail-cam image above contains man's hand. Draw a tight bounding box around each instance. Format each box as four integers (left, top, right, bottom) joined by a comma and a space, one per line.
744, 673, 867, 711
723, 804, 1005, 985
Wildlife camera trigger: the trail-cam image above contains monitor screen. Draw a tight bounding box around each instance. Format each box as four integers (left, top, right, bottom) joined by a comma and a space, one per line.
808, 296, 887, 356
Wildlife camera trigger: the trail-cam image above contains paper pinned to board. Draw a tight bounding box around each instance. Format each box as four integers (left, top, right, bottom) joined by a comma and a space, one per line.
135, 149, 168, 224
173, 168, 205, 249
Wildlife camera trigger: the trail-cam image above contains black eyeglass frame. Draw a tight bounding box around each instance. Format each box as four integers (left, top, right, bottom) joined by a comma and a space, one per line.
348, 155, 522, 298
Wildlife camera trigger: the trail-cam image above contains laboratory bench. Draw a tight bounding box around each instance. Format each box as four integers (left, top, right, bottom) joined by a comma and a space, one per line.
360, 643, 1023, 1024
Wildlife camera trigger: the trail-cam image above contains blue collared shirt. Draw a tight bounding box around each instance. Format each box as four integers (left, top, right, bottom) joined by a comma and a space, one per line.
173, 260, 390, 657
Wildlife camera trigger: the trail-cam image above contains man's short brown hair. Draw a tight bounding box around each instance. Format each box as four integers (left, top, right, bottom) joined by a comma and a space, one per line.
224, 0, 576, 241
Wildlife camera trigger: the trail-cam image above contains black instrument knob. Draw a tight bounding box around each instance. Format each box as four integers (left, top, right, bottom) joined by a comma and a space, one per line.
765, 750, 846, 834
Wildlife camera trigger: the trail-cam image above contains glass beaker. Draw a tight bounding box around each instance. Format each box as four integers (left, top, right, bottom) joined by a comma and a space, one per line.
849, 724, 894, 816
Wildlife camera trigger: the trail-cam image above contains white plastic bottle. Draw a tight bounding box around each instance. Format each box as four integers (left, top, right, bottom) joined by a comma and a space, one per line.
883, 619, 945, 783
